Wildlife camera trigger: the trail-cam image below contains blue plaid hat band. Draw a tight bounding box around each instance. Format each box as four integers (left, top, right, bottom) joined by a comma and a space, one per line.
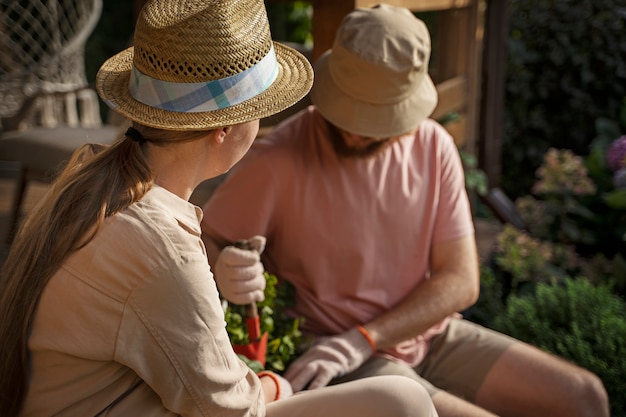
128, 45, 278, 113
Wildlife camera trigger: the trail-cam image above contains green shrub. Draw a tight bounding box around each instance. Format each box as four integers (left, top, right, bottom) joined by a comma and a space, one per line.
464, 266, 506, 327
225, 272, 304, 373
503, 0, 626, 198
493, 278, 626, 416
266, 1, 313, 47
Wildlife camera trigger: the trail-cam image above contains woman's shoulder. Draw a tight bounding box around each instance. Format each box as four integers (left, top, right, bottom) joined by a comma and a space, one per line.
94, 189, 203, 269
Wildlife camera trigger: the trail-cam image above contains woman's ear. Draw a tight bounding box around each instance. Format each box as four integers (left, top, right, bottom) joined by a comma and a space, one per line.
214, 126, 233, 144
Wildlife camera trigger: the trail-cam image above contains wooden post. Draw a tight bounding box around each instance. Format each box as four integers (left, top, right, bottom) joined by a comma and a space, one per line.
267, 0, 488, 157
311, 0, 356, 60
478, 0, 508, 188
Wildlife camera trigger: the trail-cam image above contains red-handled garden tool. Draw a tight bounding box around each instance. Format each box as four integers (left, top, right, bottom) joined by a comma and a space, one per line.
232, 302, 269, 367
231, 239, 269, 366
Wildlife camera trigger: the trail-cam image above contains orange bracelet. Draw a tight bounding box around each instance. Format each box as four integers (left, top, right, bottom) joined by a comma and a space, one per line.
257, 371, 280, 401
356, 324, 377, 352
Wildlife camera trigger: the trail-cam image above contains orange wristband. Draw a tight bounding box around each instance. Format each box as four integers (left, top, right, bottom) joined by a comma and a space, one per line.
257, 371, 280, 401
356, 324, 377, 352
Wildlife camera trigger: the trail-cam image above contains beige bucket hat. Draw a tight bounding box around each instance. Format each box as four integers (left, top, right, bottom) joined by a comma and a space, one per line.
96, 0, 313, 131
310, 4, 438, 138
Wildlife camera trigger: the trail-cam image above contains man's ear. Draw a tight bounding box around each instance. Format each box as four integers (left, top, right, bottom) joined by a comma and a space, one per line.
214, 126, 232, 144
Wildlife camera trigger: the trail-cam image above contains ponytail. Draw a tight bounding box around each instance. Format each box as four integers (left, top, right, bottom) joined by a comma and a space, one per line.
0, 123, 175, 415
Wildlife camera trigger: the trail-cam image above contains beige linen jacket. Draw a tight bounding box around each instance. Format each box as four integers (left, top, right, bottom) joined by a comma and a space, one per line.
22, 186, 263, 416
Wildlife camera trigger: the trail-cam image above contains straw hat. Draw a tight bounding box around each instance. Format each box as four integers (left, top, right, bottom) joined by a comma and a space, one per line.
310, 4, 438, 138
96, 0, 313, 131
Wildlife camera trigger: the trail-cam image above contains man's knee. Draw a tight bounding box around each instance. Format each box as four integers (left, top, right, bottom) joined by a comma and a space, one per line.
330, 356, 438, 396
573, 370, 609, 417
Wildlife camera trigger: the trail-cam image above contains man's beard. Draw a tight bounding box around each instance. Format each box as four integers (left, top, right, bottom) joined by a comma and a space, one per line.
325, 121, 391, 158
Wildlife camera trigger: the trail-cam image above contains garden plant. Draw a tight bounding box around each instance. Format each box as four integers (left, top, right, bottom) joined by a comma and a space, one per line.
225, 272, 304, 374
471, 99, 626, 416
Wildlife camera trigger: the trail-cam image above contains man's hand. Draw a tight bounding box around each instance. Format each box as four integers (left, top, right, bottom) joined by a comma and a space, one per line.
213, 236, 266, 304
284, 327, 374, 391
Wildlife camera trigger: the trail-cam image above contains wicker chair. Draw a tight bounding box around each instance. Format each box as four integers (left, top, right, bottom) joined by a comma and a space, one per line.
0, 0, 122, 242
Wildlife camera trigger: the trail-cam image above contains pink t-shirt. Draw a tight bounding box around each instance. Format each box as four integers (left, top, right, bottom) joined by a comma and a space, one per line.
203, 106, 475, 366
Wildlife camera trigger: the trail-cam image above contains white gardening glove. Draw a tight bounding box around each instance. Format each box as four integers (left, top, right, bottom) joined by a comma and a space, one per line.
283, 327, 375, 391
213, 236, 266, 305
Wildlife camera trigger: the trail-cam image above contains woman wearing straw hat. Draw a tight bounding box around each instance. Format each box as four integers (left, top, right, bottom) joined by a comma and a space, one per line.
202, 4, 609, 417
0, 0, 439, 416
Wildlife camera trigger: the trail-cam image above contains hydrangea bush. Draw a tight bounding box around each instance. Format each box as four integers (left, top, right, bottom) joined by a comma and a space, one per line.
468, 99, 626, 415
502, 141, 626, 295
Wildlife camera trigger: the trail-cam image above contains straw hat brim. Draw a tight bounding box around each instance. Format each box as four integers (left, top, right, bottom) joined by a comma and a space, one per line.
96, 42, 313, 131
310, 50, 438, 138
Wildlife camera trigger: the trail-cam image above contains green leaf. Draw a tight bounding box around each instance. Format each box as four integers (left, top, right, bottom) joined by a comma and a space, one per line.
594, 117, 621, 141
603, 190, 626, 209
224, 272, 303, 374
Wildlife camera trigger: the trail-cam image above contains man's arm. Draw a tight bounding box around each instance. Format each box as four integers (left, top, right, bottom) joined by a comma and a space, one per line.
201, 223, 230, 268
201, 223, 267, 305
364, 235, 480, 350
283, 234, 480, 391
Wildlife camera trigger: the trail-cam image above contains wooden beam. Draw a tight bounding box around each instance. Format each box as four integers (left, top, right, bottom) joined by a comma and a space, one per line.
354, 0, 472, 12
444, 116, 467, 146
277, 0, 484, 153
478, 0, 507, 187
460, 0, 483, 154
311, 0, 355, 60
310, 0, 474, 59
435, 8, 468, 82
431, 76, 467, 120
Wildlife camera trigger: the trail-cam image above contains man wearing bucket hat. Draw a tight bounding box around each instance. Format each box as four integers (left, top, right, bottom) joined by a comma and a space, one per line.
202, 4, 609, 417
0, 0, 440, 416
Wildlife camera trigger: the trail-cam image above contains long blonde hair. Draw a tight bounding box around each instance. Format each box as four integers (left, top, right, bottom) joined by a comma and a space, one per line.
0, 124, 209, 416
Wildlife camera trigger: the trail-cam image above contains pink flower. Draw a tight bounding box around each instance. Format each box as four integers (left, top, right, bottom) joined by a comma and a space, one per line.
606, 135, 626, 172
532, 148, 596, 196
614, 167, 626, 189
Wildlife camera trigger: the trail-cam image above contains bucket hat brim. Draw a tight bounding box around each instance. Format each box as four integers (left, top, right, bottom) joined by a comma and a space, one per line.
310, 50, 438, 138
96, 42, 313, 131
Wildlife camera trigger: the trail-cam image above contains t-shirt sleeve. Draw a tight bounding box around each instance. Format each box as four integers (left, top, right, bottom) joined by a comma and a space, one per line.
115, 255, 264, 417
430, 123, 475, 245
200, 107, 309, 267
201, 149, 278, 265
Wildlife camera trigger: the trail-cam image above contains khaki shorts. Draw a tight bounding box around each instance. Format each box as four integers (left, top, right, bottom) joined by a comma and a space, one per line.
330, 319, 516, 401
